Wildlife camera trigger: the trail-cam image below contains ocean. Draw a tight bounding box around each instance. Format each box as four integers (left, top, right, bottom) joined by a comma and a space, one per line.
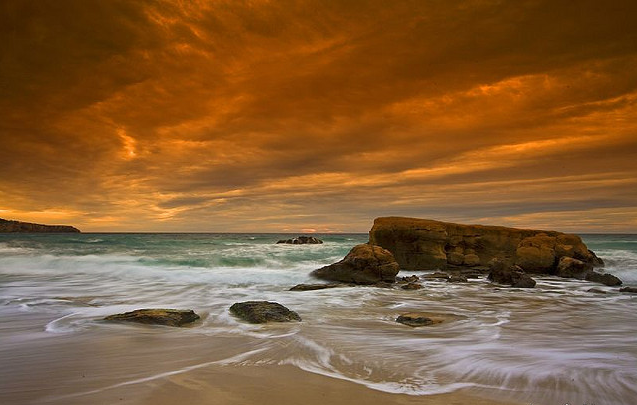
1, 233, 636, 405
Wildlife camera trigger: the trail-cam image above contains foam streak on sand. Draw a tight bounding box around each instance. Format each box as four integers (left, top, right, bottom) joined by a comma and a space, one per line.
42, 348, 270, 402
1, 233, 636, 405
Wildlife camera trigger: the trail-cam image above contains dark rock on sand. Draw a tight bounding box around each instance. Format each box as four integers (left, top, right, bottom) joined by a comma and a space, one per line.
0, 218, 80, 233
311, 244, 400, 285
556, 257, 592, 279
369, 217, 601, 274
229, 301, 301, 323
289, 283, 345, 291
277, 236, 323, 244
619, 287, 637, 293
396, 313, 434, 327
585, 271, 622, 286
104, 309, 200, 327
488, 261, 536, 288
447, 275, 468, 283
401, 282, 423, 290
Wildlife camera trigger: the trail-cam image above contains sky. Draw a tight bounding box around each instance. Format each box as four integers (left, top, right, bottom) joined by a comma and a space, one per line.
1, 0, 636, 233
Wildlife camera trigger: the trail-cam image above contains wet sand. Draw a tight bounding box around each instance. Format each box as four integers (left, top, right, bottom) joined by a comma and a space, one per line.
142, 365, 523, 405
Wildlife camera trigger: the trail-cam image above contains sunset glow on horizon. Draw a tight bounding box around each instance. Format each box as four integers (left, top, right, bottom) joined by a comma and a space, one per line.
1, 1, 636, 232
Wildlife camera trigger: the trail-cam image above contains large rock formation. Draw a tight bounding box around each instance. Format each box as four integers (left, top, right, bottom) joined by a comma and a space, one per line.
0, 218, 80, 233
310, 243, 400, 284
369, 217, 602, 274
104, 309, 200, 327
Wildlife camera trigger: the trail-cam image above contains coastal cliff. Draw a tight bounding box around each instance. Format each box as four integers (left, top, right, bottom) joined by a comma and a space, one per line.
369, 217, 602, 273
0, 218, 80, 233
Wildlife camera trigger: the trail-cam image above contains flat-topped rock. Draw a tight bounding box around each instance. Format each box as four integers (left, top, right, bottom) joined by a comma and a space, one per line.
369, 217, 603, 274
229, 301, 301, 323
311, 243, 400, 285
104, 309, 200, 327
277, 236, 323, 244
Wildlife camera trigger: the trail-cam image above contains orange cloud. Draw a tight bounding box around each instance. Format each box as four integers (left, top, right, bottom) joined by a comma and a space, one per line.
1, 1, 636, 232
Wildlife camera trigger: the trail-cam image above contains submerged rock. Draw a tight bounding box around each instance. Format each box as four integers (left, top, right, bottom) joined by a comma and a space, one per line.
289, 283, 345, 291
488, 261, 536, 288
104, 309, 200, 327
372, 281, 394, 288
447, 275, 468, 283
619, 287, 637, 293
277, 236, 323, 244
460, 270, 484, 279
369, 217, 602, 274
422, 272, 450, 280
397, 275, 420, 283
585, 271, 622, 286
229, 301, 301, 323
396, 313, 434, 327
401, 282, 423, 290
588, 288, 607, 294
311, 243, 400, 285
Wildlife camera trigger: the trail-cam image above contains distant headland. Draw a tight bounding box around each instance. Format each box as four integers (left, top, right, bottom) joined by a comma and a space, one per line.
0, 218, 80, 233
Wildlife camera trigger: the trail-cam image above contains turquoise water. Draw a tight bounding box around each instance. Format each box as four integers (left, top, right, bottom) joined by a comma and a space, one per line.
0, 233, 636, 405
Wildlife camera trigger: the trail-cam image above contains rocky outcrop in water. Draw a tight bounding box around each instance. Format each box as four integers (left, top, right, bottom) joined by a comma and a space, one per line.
229, 301, 301, 323
556, 257, 592, 279
311, 243, 400, 285
396, 313, 435, 327
620, 287, 637, 293
277, 236, 323, 244
369, 217, 604, 276
0, 218, 80, 233
585, 271, 622, 286
104, 309, 200, 326
487, 261, 537, 288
